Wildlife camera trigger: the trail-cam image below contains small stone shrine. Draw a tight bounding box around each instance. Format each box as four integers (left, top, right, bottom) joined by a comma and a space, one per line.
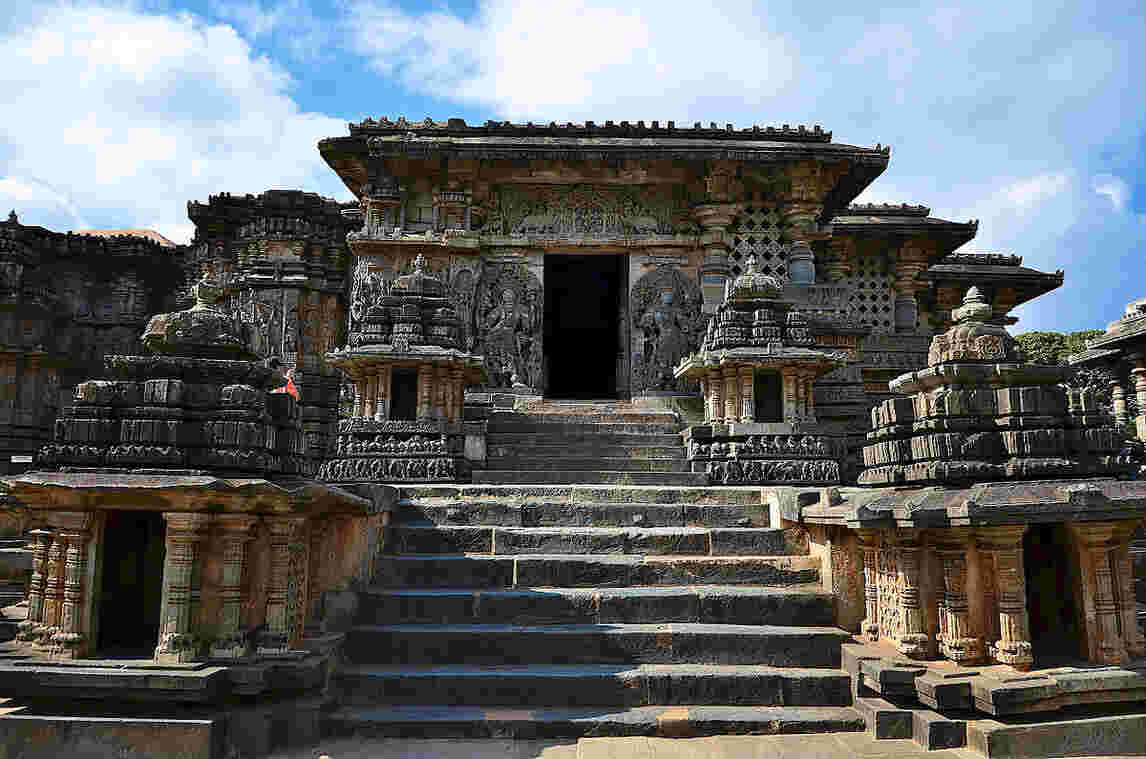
1070, 295, 1146, 438
1, 274, 380, 672
674, 254, 852, 485
318, 253, 485, 484
801, 286, 1144, 675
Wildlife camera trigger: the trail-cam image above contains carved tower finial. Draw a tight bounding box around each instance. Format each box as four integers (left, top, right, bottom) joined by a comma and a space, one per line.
7, 210, 16, 224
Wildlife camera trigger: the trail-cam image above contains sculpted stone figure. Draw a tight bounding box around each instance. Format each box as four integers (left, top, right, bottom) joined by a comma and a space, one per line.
630, 267, 704, 393
476, 264, 542, 388
482, 288, 535, 387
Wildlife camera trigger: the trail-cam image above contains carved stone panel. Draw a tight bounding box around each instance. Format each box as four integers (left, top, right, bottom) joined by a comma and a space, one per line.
475, 263, 542, 389
478, 185, 680, 238
630, 267, 705, 393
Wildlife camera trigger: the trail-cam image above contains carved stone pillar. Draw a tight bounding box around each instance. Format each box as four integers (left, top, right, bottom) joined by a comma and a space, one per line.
259, 517, 307, 656
692, 204, 738, 277
978, 526, 1033, 669
451, 369, 465, 423
416, 364, 432, 421
707, 370, 723, 423
1069, 522, 1129, 665
1112, 523, 1146, 658
362, 375, 376, 420
824, 237, 855, 283
444, 369, 456, 424
893, 245, 930, 334
17, 529, 52, 642
934, 530, 983, 664
738, 367, 754, 423
892, 530, 930, 658
723, 369, 738, 426
1109, 379, 1129, 428
53, 515, 94, 658
212, 515, 257, 660
377, 367, 391, 420
155, 513, 211, 663
781, 368, 798, 423
857, 530, 880, 642
39, 531, 66, 644
1131, 358, 1146, 439
435, 366, 448, 420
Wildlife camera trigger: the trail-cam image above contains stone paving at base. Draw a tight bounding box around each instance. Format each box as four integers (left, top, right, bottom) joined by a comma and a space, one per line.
267, 734, 989, 759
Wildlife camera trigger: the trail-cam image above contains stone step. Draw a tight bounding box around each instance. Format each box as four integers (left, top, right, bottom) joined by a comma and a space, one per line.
387, 526, 805, 556
486, 422, 682, 435
486, 433, 684, 446
334, 663, 853, 707
355, 585, 835, 627
487, 444, 687, 459
397, 500, 768, 528
488, 410, 679, 425
485, 457, 692, 473
473, 471, 709, 486
396, 484, 765, 506
344, 623, 850, 667
374, 554, 821, 588
325, 704, 866, 739
967, 710, 1146, 758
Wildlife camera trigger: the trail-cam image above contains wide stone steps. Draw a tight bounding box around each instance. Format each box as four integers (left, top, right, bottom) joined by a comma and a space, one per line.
343, 623, 850, 667
375, 553, 820, 588
397, 484, 765, 505
388, 525, 804, 556
487, 421, 682, 435
473, 470, 708, 486
324, 704, 866, 739
487, 443, 686, 458
355, 585, 835, 627
485, 457, 691, 472
334, 663, 853, 707
398, 500, 767, 528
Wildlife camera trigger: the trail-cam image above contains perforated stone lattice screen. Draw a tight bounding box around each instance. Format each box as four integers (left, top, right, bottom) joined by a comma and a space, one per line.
729, 207, 786, 278
845, 255, 894, 332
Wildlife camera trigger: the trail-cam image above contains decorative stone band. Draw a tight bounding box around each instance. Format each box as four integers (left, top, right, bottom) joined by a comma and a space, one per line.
706, 457, 839, 485
317, 455, 460, 483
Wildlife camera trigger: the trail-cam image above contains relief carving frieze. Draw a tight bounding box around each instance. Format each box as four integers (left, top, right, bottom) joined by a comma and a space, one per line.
475, 263, 542, 388
477, 185, 681, 238
631, 266, 705, 393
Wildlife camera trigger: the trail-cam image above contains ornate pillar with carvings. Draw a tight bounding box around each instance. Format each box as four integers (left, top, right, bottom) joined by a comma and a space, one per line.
824, 237, 855, 283
435, 366, 448, 420
780, 368, 798, 422
155, 513, 211, 663
707, 370, 723, 423
1109, 378, 1129, 428
892, 530, 930, 658
1112, 523, 1146, 658
857, 530, 880, 642
738, 366, 754, 423
376, 366, 391, 420
934, 529, 983, 664
978, 526, 1034, 669
724, 368, 739, 425
17, 529, 52, 642
39, 531, 66, 645
212, 515, 257, 659
1131, 356, 1146, 439
1069, 522, 1129, 665
893, 244, 930, 334
259, 517, 307, 655
53, 514, 94, 658
416, 364, 433, 421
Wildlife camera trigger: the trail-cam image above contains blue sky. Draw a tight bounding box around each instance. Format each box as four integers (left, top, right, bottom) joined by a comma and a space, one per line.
1, 0, 1144, 334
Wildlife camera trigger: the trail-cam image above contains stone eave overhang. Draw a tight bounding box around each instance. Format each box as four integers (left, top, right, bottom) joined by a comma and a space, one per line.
318, 133, 890, 217
887, 362, 1068, 395
830, 214, 978, 245
1076, 317, 1146, 356
920, 263, 1064, 306
1068, 345, 1126, 367
797, 478, 1146, 530
0, 471, 380, 515
327, 347, 486, 378
674, 346, 847, 379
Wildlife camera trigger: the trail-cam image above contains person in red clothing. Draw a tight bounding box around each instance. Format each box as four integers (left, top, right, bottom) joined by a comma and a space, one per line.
268, 358, 301, 400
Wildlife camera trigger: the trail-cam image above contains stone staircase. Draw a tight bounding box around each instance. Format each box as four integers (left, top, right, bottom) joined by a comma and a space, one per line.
473, 401, 708, 486
325, 481, 865, 739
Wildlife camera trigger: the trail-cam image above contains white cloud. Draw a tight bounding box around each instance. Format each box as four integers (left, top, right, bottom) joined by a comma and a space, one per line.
1092, 174, 1130, 212
0, 2, 351, 244
1003, 173, 1071, 211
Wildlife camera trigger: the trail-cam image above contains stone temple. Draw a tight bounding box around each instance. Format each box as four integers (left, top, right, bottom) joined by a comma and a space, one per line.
0, 119, 1142, 759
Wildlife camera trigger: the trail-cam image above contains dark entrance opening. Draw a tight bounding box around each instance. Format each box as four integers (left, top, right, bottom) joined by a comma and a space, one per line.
544, 254, 622, 399
754, 372, 783, 422
390, 368, 418, 420
1024, 523, 1083, 664
97, 510, 165, 657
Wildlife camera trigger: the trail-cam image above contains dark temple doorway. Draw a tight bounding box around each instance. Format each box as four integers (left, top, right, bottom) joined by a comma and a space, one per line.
390, 368, 418, 420
544, 254, 623, 399
97, 510, 165, 657
1024, 523, 1083, 664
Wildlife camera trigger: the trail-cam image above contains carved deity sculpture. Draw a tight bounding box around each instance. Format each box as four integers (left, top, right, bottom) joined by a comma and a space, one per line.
475, 264, 542, 388
631, 267, 704, 393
